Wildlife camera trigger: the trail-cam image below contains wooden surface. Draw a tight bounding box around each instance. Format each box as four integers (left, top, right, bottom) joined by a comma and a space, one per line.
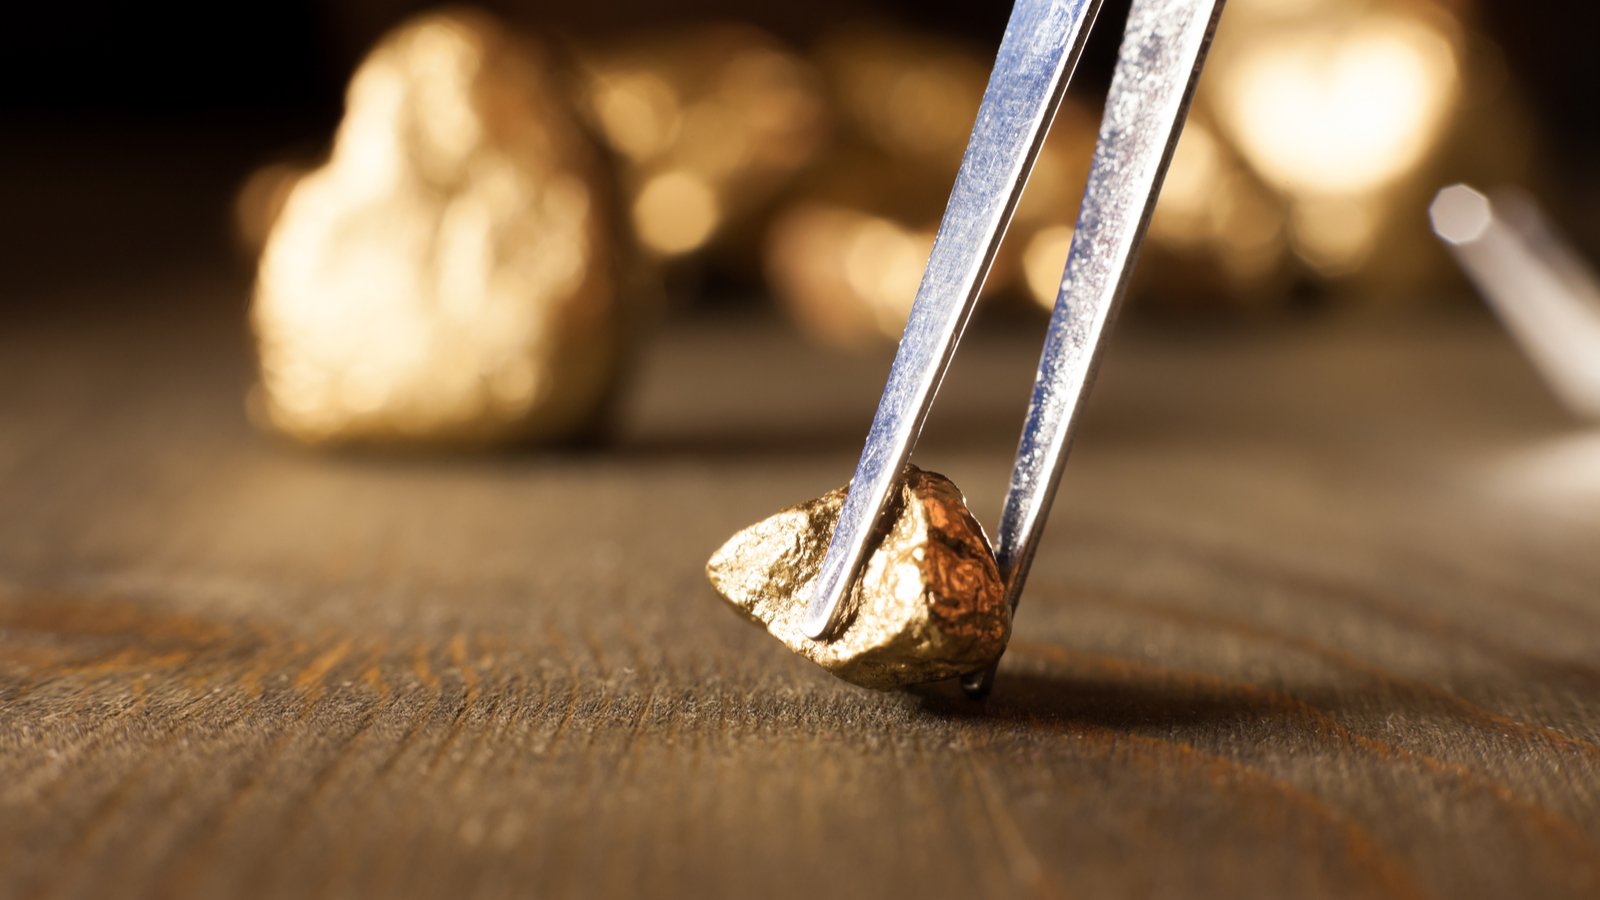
3, 290, 1600, 900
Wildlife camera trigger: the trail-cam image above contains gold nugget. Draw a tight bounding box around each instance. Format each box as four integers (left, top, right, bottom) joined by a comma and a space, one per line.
706, 467, 1010, 690
251, 10, 625, 447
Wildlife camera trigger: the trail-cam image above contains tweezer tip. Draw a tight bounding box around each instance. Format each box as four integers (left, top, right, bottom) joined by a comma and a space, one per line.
799, 585, 838, 640
1430, 184, 1493, 247
960, 667, 996, 699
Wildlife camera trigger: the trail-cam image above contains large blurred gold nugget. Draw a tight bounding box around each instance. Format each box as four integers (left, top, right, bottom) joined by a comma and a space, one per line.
706, 467, 1010, 690
253, 9, 625, 447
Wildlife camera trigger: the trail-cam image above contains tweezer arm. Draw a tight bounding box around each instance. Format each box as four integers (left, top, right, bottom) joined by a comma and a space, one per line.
963, 0, 1227, 696
801, 0, 1103, 640
1431, 185, 1600, 420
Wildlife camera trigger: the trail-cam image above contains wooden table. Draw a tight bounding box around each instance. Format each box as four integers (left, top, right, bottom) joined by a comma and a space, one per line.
3, 286, 1598, 899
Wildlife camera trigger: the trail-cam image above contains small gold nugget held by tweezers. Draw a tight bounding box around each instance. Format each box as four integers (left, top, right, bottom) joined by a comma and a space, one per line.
707, 467, 1010, 690
709, 0, 1225, 694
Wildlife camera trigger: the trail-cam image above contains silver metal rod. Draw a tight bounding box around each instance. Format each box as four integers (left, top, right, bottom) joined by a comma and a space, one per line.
801, 0, 1104, 640
963, 0, 1227, 697
1431, 184, 1600, 421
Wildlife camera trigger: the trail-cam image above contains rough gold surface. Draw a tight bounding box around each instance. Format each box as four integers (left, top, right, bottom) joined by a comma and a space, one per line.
251, 10, 625, 447
706, 467, 1010, 689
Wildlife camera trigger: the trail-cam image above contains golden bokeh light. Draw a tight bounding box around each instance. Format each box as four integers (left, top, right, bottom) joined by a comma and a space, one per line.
766, 203, 934, 349
1203, 0, 1464, 277
1289, 196, 1382, 274
1135, 118, 1290, 308
1022, 225, 1074, 309
589, 71, 681, 163
1214, 16, 1457, 196
584, 25, 828, 261
814, 27, 990, 168
632, 171, 719, 257
766, 28, 1084, 344
251, 10, 627, 447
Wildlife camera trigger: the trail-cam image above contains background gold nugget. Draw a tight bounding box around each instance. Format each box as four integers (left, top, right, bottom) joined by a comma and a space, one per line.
252, 10, 627, 447
583, 24, 828, 264
707, 466, 1011, 690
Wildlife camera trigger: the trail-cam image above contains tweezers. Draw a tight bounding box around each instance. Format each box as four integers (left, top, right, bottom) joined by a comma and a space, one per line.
800, 0, 1228, 697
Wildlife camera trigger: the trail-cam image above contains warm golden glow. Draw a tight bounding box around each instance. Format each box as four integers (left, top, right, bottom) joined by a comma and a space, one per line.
1011, 101, 1096, 233
1022, 225, 1074, 310
584, 26, 827, 260
1487, 432, 1600, 513
1147, 123, 1227, 251
632, 170, 719, 256
251, 11, 625, 447
842, 216, 930, 334
1215, 16, 1457, 196
589, 71, 681, 163
1290, 196, 1381, 274
1198, 0, 1463, 278
816, 28, 989, 167
1129, 117, 1288, 304
233, 161, 305, 254
766, 204, 934, 348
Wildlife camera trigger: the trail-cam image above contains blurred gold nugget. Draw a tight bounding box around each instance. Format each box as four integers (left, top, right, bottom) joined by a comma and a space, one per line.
707, 466, 1010, 690
1199, 0, 1465, 288
252, 9, 626, 447
583, 24, 827, 261
1180, 0, 1530, 299
234, 160, 307, 257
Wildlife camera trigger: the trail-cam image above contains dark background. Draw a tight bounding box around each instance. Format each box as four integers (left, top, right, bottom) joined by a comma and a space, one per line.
4, 1, 1594, 142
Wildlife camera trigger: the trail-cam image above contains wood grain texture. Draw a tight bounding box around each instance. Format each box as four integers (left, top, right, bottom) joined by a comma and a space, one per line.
2, 290, 1599, 900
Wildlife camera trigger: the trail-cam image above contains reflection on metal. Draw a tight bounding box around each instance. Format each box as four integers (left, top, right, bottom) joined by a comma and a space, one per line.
1432, 185, 1600, 420
1487, 431, 1600, 515
251, 11, 627, 447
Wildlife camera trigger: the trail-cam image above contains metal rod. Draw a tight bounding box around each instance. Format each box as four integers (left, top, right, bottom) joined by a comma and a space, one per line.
1431, 184, 1600, 421
963, 0, 1228, 698
801, 0, 1104, 640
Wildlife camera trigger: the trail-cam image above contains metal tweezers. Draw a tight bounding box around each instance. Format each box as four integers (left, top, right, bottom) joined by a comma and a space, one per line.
801, 0, 1228, 697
